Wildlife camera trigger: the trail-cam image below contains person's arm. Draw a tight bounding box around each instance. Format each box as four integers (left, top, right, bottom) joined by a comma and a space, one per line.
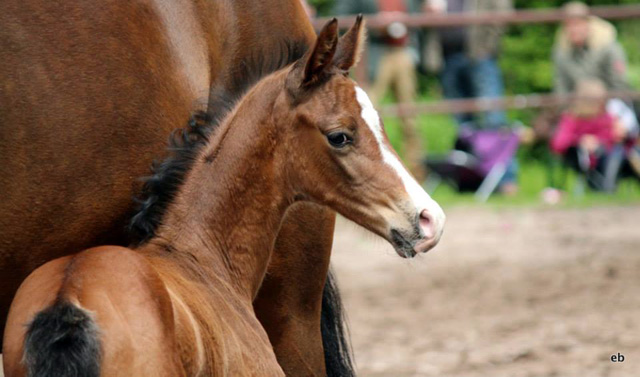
606, 98, 639, 138
553, 49, 571, 95
551, 114, 578, 154
603, 43, 629, 92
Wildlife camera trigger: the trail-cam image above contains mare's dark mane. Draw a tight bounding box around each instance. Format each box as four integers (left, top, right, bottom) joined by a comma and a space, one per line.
128, 40, 309, 245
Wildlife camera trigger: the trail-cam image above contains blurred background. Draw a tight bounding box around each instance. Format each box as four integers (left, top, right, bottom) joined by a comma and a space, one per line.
304, 1, 640, 376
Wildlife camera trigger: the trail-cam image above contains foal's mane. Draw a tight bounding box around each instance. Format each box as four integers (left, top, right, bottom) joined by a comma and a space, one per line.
128, 36, 356, 377
128, 40, 309, 245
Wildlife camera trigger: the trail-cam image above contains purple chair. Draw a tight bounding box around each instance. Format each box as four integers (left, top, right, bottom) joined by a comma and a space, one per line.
425, 126, 520, 201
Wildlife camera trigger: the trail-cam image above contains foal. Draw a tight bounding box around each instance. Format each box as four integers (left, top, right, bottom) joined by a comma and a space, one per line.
3, 19, 444, 377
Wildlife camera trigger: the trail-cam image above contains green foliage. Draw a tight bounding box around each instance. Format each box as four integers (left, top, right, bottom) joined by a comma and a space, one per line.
308, 0, 336, 16
500, 26, 556, 94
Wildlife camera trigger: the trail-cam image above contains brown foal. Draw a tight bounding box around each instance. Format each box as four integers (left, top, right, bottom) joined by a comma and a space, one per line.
3, 19, 445, 377
1, 1, 349, 375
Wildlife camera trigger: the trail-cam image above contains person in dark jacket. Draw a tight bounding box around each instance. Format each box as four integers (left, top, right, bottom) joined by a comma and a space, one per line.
425, 0, 517, 194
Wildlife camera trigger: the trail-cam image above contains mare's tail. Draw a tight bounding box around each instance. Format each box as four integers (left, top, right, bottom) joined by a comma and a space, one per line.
23, 301, 101, 377
321, 268, 356, 377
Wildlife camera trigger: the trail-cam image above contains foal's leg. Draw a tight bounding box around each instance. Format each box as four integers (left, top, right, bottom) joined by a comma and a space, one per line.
253, 202, 336, 376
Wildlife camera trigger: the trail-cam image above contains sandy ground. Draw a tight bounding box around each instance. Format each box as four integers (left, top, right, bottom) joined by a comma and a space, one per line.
331, 205, 640, 377
1, 206, 638, 377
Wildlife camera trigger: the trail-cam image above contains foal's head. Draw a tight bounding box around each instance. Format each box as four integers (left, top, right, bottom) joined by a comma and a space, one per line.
274, 17, 445, 257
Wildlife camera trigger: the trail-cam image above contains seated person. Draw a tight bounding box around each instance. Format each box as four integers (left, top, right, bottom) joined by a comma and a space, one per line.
550, 79, 629, 190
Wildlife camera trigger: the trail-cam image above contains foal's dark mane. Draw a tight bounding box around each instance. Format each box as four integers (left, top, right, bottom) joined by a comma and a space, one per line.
127, 37, 356, 377
128, 40, 308, 245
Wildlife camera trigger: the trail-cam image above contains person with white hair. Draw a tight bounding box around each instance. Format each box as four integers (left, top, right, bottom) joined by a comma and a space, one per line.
553, 1, 629, 95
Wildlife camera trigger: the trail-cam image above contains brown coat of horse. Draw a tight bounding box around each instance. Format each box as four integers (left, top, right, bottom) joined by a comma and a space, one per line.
3, 19, 445, 376
0, 0, 347, 375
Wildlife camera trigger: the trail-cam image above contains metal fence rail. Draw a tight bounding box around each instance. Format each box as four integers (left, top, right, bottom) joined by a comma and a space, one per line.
380, 91, 640, 117
313, 4, 640, 29
312, 4, 640, 116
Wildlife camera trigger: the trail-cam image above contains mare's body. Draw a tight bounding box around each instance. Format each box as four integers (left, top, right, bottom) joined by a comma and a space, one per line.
0, 0, 347, 375
3, 20, 445, 376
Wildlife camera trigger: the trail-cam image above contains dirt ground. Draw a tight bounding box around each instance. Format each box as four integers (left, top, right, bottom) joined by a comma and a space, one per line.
1, 206, 637, 377
331, 205, 640, 377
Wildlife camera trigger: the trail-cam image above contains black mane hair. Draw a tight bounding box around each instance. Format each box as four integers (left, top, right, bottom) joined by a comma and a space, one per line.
128, 39, 309, 245
128, 111, 212, 244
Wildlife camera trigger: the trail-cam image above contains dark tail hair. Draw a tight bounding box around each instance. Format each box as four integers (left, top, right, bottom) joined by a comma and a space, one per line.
23, 301, 101, 377
321, 268, 356, 377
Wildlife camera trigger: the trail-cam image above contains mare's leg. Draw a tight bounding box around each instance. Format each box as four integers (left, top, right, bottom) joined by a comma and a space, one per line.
253, 203, 336, 376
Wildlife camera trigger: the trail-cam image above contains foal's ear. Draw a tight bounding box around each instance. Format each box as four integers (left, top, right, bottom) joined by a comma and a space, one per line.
302, 18, 339, 86
333, 15, 365, 71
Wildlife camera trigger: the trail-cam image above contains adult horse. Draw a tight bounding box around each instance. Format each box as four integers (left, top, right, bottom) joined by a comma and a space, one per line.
1, 0, 346, 375
3, 19, 445, 376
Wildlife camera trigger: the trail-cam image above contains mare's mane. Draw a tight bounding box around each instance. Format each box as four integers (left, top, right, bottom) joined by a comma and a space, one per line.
128, 40, 309, 245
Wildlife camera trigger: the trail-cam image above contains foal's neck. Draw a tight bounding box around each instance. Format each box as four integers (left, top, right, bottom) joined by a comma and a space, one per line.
146, 71, 292, 300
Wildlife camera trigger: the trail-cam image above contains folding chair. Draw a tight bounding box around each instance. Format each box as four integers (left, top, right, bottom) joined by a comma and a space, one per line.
558, 142, 640, 194
425, 126, 520, 202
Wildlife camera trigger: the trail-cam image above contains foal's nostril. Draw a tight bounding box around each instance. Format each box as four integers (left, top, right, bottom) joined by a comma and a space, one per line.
419, 209, 434, 239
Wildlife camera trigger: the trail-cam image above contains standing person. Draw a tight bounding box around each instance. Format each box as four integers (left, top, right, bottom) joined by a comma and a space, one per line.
425, 0, 512, 128
553, 1, 629, 95
424, 0, 516, 194
334, 0, 426, 181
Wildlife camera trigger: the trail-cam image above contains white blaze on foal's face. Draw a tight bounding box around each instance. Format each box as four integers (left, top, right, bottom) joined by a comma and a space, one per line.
354, 86, 445, 255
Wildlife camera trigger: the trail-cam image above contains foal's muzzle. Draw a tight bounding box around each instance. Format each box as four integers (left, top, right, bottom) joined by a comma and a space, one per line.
389, 207, 444, 258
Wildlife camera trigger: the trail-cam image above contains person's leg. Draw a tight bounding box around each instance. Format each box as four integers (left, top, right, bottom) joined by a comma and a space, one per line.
499, 158, 519, 193
627, 144, 640, 180
441, 53, 472, 125
470, 57, 518, 192
390, 48, 424, 181
457, 56, 475, 125
469, 57, 507, 129
369, 48, 395, 105
601, 144, 625, 193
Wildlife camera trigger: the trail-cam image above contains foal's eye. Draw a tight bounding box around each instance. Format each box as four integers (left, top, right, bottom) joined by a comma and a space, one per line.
326, 132, 352, 148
